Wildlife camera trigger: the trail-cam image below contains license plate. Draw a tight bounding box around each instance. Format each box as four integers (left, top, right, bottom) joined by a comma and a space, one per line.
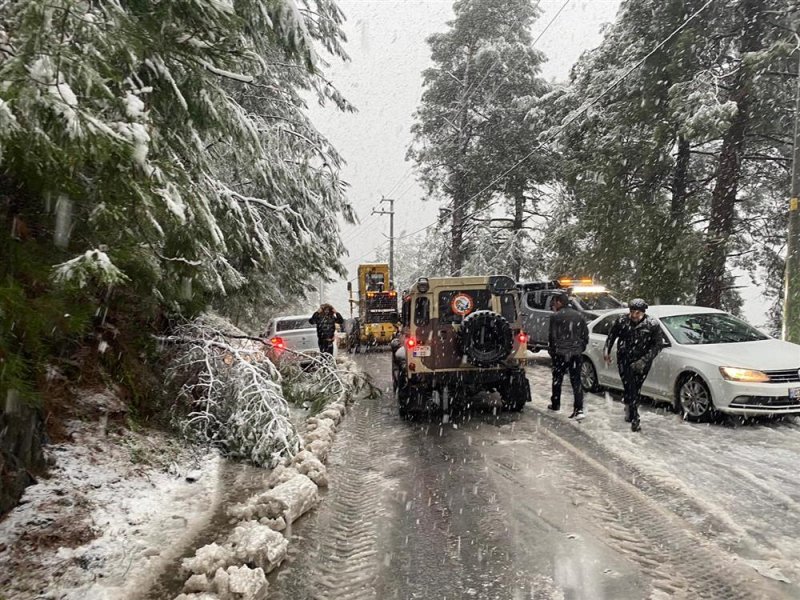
412, 345, 431, 357
790, 387, 800, 400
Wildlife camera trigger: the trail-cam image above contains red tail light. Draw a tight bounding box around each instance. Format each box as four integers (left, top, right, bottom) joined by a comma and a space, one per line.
517, 332, 529, 345
270, 336, 285, 349
405, 337, 417, 349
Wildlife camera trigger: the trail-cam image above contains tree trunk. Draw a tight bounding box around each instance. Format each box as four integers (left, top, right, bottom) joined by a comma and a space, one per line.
670, 136, 690, 228
696, 98, 748, 308
450, 176, 466, 276
511, 186, 525, 281
696, 1, 760, 308
450, 49, 472, 276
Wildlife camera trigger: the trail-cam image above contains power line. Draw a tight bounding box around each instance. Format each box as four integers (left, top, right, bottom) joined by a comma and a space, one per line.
460, 0, 715, 214
460, 0, 571, 110
339, 213, 381, 245
363, 0, 715, 252
369, 0, 569, 220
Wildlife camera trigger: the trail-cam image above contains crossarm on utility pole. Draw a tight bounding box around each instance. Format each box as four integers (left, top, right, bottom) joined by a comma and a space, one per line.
372, 197, 395, 289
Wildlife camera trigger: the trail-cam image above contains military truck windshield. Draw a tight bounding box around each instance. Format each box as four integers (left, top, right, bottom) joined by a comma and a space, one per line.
573, 292, 624, 311
438, 290, 492, 324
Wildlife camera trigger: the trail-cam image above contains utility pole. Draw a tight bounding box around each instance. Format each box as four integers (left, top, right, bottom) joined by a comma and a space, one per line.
784, 46, 800, 343
372, 197, 395, 288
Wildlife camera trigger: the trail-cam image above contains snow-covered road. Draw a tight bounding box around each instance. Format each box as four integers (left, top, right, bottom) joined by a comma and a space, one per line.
265, 352, 800, 600
524, 354, 800, 590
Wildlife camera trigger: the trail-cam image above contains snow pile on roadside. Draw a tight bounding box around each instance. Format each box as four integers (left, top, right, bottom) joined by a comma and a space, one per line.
175, 398, 352, 600
0, 416, 221, 600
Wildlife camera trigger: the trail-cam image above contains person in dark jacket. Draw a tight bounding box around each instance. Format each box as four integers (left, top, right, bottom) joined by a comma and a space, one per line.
548, 292, 589, 420
603, 298, 663, 432
310, 304, 344, 356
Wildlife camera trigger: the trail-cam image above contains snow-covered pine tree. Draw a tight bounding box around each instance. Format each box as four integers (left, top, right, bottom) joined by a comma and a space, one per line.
537, 0, 796, 318
0, 0, 354, 401
0, 0, 353, 305
408, 0, 550, 277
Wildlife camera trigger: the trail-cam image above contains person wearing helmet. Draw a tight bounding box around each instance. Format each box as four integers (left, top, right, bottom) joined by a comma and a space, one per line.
547, 291, 589, 420
603, 298, 663, 432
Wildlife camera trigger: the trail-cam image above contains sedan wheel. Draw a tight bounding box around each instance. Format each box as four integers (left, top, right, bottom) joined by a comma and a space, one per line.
678, 375, 714, 421
581, 357, 601, 393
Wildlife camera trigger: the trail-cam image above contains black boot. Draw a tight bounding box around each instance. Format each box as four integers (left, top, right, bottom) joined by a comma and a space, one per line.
631, 420, 641, 432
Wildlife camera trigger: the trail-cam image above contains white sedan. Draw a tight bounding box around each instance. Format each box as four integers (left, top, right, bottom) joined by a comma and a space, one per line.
580, 305, 800, 420
263, 314, 334, 362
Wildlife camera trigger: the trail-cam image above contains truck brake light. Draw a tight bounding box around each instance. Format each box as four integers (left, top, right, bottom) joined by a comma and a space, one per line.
270, 336, 285, 349
405, 336, 417, 349
517, 332, 529, 345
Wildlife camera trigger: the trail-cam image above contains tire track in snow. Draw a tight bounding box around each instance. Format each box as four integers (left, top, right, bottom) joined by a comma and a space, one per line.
271, 392, 399, 600
522, 410, 794, 599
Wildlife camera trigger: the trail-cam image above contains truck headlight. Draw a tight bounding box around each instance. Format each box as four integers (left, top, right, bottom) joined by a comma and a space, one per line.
719, 367, 770, 383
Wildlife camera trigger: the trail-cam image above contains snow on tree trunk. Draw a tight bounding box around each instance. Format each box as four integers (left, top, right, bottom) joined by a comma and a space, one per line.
696, 0, 763, 308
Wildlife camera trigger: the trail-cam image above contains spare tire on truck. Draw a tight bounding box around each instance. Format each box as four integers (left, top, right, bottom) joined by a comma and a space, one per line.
460, 310, 513, 367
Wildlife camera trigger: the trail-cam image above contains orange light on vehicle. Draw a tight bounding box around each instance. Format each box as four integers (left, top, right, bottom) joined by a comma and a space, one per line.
558, 276, 594, 287
270, 336, 285, 349
517, 332, 529, 345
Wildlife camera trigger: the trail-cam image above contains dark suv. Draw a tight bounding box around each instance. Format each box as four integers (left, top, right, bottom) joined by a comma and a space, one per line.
391, 275, 531, 418
518, 279, 624, 351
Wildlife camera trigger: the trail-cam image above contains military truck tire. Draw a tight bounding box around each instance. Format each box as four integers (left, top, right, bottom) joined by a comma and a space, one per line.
393, 363, 412, 418
501, 371, 530, 412
461, 310, 513, 367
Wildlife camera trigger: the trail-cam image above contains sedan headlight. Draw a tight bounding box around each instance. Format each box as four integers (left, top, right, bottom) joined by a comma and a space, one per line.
719, 367, 770, 383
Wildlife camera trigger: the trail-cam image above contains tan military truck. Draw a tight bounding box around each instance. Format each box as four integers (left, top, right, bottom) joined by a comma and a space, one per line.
391, 275, 531, 418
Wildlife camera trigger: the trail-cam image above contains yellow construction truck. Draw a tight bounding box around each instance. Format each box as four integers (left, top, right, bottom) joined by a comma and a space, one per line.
345, 263, 399, 351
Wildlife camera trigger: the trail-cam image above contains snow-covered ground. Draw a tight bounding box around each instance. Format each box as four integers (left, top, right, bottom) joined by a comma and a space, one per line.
0, 418, 221, 600
525, 358, 800, 585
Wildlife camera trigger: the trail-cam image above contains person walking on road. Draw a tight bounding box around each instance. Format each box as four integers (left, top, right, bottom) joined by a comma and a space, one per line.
547, 292, 589, 420
310, 304, 344, 357
603, 298, 664, 432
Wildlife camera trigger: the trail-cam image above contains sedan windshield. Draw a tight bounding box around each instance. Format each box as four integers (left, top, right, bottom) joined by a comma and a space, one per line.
660, 313, 768, 345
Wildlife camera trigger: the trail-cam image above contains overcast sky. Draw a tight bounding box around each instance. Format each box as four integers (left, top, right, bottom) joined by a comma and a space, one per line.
305, 0, 769, 327
308, 0, 624, 313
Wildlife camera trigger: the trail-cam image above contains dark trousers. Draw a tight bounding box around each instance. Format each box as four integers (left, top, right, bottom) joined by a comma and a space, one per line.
319, 338, 334, 356
618, 360, 647, 424
551, 354, 583, 411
